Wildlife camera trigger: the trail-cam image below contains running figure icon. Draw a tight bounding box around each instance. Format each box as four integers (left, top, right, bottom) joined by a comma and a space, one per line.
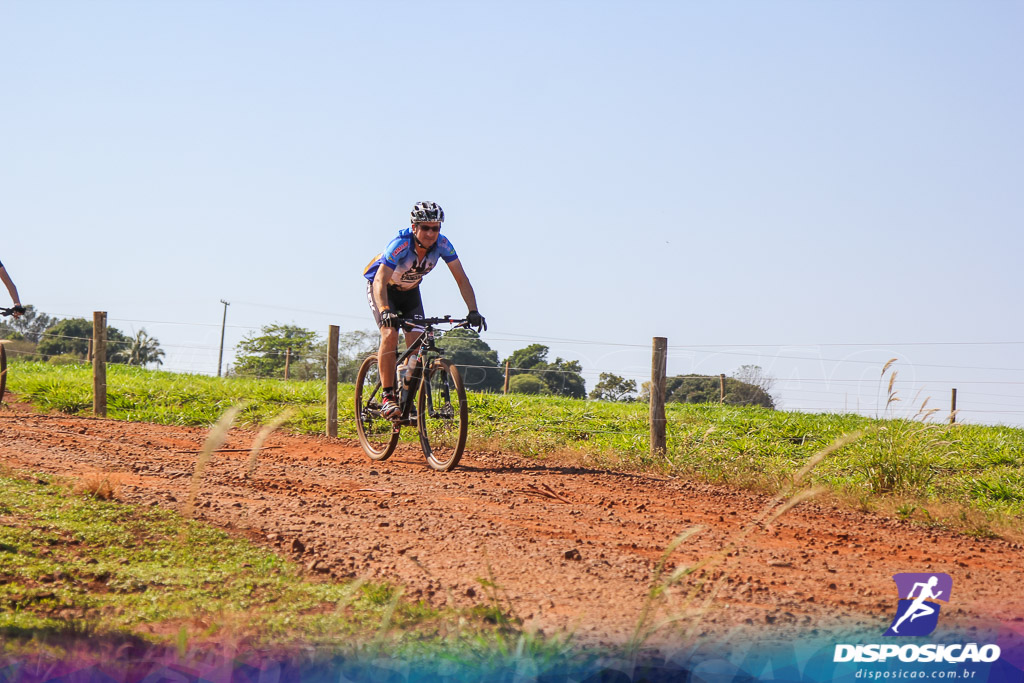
891, 576, 943, 634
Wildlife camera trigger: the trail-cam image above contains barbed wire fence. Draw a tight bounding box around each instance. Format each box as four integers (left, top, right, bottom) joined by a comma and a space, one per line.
3, 307, 1024, 434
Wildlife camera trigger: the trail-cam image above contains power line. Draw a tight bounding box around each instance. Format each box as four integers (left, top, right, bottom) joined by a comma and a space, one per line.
486, 331, 1024, 350
676, 347, 1024, 373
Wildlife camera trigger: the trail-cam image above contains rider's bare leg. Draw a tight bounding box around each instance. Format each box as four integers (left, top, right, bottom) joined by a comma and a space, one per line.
379, 328, 424, 391
378, 327, 400, 391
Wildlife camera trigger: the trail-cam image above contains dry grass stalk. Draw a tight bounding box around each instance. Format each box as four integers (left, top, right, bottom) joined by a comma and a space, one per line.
877, 358, 899, 418
246, 409, 294, 477
626, 432, 862, 658
913, 396, 940, 422
369, 585, 405, 653
627, 525, 705, 652
185, 405, 242, 518
792, 430, 863, 484
886, 370, 901, 409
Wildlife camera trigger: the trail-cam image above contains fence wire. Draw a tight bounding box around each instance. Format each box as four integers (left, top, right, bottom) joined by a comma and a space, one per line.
5, 307, 1024, 427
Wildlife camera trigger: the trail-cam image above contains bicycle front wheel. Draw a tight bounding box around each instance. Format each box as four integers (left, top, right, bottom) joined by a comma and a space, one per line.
354, 354, 400, 461
417, 358, 468, 471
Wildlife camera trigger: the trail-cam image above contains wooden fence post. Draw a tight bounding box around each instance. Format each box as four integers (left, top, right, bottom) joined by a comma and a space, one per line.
950, 388, 957, 425
284, 347, 291, 380
504, 360, 510, 394
326, 326, 339, 437
719, 373, 726, 403
650, 337, 667, 457
93, 312, 107, 417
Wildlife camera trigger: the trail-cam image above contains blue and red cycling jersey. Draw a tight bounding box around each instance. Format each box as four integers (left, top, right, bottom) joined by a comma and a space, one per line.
363, 228, 459, 291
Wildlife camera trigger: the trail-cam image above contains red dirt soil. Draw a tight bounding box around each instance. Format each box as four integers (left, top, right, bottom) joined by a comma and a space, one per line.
2, 402, 1022, 648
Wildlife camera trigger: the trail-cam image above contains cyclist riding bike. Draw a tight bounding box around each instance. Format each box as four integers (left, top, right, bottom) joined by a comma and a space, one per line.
363, 201, 486, 419
0, 260, 24, 318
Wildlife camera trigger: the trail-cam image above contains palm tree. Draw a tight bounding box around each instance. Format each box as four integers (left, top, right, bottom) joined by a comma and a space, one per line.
115, 329, 165, 367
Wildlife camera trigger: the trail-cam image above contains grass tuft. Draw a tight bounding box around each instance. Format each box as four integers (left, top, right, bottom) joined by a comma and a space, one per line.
74, 472, 119, 501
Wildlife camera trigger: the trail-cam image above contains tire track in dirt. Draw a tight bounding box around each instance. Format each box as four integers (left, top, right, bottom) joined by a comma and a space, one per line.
2, 407, 1022, 647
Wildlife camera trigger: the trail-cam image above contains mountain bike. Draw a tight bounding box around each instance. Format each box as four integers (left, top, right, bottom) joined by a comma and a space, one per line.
354, 316, 470, 471
0, 306, 26, 404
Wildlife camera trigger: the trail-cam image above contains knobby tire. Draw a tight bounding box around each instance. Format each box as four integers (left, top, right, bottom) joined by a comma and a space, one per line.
417, 358, 468, 471
0, 345, 6, 405
354, 354, 400, 461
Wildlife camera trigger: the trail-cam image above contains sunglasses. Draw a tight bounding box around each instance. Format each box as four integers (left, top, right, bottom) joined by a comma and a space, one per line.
415, 224, 441, 233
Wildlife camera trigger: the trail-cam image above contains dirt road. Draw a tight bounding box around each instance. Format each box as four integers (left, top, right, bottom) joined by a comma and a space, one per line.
2, 405, 1022, 647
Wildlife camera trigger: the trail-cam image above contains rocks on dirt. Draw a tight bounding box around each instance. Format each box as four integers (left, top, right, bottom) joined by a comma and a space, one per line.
3, 410, 1023, 648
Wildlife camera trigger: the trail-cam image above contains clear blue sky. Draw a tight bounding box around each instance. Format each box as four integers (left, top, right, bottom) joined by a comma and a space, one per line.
2, 1, 1022, 425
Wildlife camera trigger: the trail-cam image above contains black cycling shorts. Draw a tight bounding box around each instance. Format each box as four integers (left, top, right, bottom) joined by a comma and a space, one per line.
366, 281, 425, 329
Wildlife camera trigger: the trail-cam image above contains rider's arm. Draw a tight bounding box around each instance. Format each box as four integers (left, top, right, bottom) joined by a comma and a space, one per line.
0, 265, 20, 307
373, 265, 395, 312
446, 258, 478, 312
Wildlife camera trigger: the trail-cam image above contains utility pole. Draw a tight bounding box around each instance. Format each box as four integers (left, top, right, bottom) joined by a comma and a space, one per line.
217, 299, 230, 377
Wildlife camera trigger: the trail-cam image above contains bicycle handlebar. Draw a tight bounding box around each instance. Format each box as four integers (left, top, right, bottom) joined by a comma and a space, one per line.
397, 315, 470, 328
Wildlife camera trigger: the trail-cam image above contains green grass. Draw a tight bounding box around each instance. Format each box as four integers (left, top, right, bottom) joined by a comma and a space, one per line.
8, 360, 1024, 533
0, 467, 574, 665
8, 362, 334, 434
0, 468, 415, 646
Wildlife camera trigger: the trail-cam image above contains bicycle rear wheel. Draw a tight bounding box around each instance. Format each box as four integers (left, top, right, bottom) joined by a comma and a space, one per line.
0, 344, 7, 405
417, 358, 468, 471
354, 354, 400, 461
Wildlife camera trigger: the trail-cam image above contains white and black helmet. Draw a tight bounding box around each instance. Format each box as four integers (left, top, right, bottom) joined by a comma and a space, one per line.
410, 201, 444, 224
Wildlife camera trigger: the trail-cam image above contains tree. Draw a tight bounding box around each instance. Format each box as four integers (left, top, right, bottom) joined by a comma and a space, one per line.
233, 324, 321, 379
113, 329, 165, 367
665, 375, 721, 404
589, 372, 637, 402
731, 365, 777, 407
36, 318, 131, 361
508, 374, 548, 395
540, 357, 586, 398
437, 328, 503, 392
505, 343, 586, 398
335, 329, 380, 383
505, 344, 549, 373
723, 375, 774, 408
639, 373, 775, 409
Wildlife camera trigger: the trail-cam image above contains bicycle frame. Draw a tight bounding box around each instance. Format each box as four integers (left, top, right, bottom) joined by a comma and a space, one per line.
368, 317, 467, 426
354, 315, 472, 470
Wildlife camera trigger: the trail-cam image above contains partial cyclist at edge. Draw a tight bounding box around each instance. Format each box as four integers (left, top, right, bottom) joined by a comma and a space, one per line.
363, 201, 486, 419
0, 259, 25, 317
